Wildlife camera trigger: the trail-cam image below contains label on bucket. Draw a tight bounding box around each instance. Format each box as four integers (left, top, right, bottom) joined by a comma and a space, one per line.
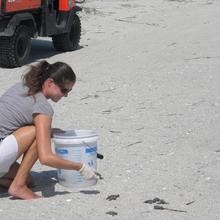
84, 146, 97, 167
55, 148, 68, 155
85, 146, 96, 153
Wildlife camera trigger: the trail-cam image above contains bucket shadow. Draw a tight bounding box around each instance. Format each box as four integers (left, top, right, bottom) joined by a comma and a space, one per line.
79, 190, 100, 195
0, 170, 71, 199
31, 170, 71, 198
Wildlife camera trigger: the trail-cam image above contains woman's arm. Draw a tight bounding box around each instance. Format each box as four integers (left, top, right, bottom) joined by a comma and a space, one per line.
33, 114, 82, 171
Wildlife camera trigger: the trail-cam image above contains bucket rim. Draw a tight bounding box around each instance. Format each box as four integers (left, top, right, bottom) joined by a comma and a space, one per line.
52, 129, 97, 139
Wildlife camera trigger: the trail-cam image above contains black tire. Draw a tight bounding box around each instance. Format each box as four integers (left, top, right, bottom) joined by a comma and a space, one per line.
52, 14, 81, 52
0, 25, 31, 68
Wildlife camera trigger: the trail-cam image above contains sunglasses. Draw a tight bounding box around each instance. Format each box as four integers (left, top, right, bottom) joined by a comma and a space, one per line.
59, 86, 72, 94
54, 81, 72, 94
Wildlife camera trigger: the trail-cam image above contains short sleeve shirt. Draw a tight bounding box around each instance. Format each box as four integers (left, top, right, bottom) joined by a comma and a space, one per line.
0, 82, 54, 138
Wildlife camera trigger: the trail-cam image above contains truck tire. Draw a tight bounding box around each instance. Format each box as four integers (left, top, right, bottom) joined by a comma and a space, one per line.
0, 25, 31, 68
52, 14, 81, 52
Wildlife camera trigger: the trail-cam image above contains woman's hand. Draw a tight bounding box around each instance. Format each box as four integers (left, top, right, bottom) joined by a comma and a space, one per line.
79, 164, 99, 180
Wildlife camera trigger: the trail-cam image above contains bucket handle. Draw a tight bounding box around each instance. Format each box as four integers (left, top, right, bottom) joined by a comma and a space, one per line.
82, 141, 93, 148
82, 141, 104, 160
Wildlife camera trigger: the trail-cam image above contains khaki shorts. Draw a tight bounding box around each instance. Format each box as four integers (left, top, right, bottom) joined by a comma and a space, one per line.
0, 135, 18, 178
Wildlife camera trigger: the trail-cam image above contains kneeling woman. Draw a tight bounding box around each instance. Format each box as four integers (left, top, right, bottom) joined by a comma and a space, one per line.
0, 61, 98, 199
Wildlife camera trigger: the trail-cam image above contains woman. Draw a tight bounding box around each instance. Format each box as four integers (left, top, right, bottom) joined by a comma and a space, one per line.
0, 60, 98, 199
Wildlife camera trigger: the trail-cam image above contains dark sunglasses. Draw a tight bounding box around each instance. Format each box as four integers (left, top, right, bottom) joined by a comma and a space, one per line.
59, 86, 72, 94
54, 81, 72, 94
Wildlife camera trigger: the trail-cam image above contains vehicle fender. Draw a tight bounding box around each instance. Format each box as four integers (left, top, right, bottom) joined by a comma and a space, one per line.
0, 13, 37, 37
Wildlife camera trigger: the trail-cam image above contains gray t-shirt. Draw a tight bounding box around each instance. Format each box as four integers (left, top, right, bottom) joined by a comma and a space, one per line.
0, 82, 54, 138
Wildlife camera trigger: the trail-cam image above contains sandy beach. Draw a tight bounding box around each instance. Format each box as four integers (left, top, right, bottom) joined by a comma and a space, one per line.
0, 0, 220, 219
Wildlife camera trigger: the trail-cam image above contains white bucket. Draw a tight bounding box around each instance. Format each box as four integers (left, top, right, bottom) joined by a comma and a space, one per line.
52, 130, 98, 188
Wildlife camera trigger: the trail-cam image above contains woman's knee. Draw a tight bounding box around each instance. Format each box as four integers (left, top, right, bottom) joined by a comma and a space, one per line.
14, 126, 36, 139
13, 126, 36, 158
13, 126, 36, 144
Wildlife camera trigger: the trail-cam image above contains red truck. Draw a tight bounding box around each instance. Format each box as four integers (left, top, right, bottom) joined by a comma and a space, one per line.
0, 0, 81, 68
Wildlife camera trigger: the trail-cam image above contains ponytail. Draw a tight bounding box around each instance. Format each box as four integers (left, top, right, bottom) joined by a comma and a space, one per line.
22, 60, 76, 96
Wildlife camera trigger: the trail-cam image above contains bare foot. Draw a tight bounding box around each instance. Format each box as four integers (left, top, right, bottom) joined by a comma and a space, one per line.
8, 184, 41, 200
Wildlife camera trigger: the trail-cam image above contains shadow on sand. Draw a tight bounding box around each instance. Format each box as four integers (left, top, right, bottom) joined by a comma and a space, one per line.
29, 39, 59, 62
0, 170, 71, 199
0, 38, 83, 69
29, 38, 83, 64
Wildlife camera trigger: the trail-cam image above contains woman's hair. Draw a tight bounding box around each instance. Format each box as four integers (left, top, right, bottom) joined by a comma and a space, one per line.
23, 60, 76, 96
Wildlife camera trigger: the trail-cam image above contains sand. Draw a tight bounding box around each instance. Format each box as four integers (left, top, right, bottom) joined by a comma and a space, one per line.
0, 0, 220, 219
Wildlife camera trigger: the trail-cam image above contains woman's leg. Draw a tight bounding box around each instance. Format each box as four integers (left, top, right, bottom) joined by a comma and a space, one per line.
1, 125, 41, 199
8, 140, 41, 199
0, 126, 36, 189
